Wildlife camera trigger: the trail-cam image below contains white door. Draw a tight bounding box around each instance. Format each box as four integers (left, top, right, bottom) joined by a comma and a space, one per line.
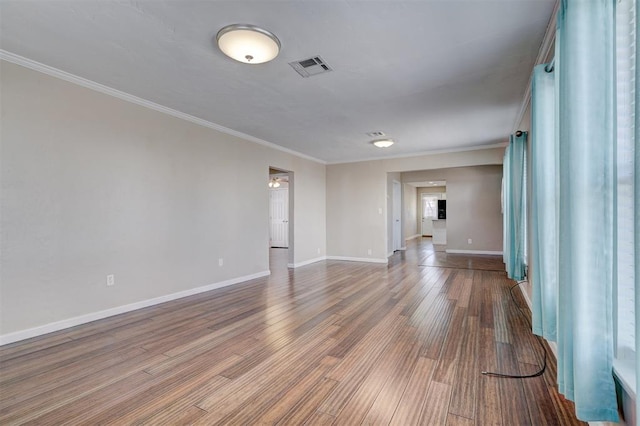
421, 194, 439, 236
393, 181, 402, 251
269, 188, 289, 248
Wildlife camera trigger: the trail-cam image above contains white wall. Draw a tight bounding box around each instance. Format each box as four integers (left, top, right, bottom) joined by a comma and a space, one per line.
326, 148, 504, 260
290, 157, 326, 266
404, 167, 503, 252
0, 61, 326, 339
326, 161, 388, 262
387, 172, 402, 255
403, 184, 418, 240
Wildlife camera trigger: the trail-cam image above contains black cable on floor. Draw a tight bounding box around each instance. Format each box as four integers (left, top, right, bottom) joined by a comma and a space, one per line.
481, 280, 548, 379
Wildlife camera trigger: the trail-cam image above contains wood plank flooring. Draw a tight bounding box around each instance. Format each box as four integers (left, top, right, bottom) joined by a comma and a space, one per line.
0, 238, 585, 425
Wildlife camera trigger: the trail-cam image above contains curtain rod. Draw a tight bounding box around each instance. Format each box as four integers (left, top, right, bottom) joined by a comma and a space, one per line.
545, 58, 555, 73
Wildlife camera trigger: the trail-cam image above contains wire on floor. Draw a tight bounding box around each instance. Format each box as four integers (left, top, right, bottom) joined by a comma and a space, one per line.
480, 280, 548, 379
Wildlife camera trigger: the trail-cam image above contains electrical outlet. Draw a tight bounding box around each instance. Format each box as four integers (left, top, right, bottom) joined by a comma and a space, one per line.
218, 258, 224, 267
317, 248, 321, 255
378, 208, 383, 215
106, 274, 115, 287
468, 238, 473, 245
367, 248, 372, 255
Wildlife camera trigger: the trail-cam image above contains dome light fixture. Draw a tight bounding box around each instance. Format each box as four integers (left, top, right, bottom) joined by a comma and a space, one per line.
372, 139, 395, 148
216, 24, 281, 64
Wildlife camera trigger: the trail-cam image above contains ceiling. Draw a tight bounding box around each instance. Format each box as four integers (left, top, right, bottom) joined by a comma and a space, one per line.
0, 1, 554, 164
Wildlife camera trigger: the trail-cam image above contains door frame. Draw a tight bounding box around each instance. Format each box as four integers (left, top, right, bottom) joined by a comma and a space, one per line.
392, 180, 403, 251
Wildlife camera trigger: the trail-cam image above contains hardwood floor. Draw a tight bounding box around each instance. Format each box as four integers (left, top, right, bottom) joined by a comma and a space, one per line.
0, 238, 585, 425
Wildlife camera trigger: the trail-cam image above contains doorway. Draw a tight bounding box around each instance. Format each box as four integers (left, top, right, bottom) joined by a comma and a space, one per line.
268, 167, 293, 270
421, 193, 440, 236
269, 187, 289, 248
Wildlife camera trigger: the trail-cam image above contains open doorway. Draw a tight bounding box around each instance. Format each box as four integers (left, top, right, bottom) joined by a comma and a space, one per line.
268, 167, 293, 271
421, 193, 439, 236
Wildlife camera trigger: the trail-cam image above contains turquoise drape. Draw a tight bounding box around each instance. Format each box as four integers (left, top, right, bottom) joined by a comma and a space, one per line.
635, 0, 640, 421
555, 0, 618, 421
503, 133, 527, 281
531, 64, 557, 342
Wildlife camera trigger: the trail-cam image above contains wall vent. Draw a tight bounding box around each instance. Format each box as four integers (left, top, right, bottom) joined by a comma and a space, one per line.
289, 56, 332, 78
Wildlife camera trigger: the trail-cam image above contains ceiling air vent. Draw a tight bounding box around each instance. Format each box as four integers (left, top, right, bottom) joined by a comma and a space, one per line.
367, 131, 386, 138
289, 56, 332, 78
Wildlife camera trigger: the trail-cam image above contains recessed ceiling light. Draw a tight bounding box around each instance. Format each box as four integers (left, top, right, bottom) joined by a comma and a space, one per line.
216, 24, 281, 64
372, 139, 394, 148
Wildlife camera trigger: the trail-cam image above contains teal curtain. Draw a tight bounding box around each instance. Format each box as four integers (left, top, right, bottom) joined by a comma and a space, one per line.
530, 64, 557, 342
555, 0, 618, 421
503, 133, 527, 281
503, 148, 511, 265
635, 0, 640, 421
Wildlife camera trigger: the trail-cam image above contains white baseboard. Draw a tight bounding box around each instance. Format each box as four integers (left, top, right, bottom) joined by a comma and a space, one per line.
287, 256, 326, 268
517, 281, 558, 357
445, 249, 503, 255
519, 282, 533, 309
0, 270, 271, 346
326, 256, 388, 264
406, 234, 421, 241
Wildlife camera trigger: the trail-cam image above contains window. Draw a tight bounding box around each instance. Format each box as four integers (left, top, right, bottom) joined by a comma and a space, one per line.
614, 0, 636, 372
422, 196, 438, 219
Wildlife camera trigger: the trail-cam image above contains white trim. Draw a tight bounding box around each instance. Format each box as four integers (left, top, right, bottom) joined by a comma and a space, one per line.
326, 256, 388, 264
613, 359, 637, 401
0, 270, 270, 346
520, 282, 533, 309
517, 280, 558, 360
287, 256, 326, 268
405, 234, 421, 241
445, 249, 503, 255
513, 0, 559, 132
328, 143, 506, 165
0, 50, 325, 165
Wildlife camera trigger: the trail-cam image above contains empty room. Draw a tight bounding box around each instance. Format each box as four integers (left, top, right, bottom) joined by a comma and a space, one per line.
1, 0, 637, 424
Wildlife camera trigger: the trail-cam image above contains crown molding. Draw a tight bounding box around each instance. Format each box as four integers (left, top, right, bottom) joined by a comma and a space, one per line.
513, 0, 559, 132
0, 50, 326, 165
327, 142, 507, 165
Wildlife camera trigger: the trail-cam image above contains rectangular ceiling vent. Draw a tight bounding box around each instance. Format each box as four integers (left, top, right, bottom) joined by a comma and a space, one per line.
367, 131, 386, 138
289, 56, 332, 78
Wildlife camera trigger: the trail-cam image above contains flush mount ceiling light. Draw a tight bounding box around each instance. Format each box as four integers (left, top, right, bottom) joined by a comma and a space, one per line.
372, 139, 394, 148
216, 24, 281, 64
